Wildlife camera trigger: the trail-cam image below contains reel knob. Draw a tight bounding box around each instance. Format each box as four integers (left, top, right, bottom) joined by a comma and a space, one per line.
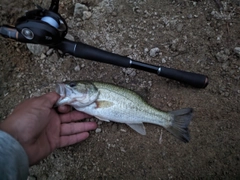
21, 28, 34, 40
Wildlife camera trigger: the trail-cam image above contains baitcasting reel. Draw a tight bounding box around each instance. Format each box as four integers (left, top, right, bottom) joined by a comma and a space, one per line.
1, 0, 67, 45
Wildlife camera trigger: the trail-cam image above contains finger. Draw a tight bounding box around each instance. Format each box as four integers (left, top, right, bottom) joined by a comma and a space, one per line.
61, 122, 97, 136
59, 132, 89, 147
60, 110, 92, 123
40, 92, 60, 108
58, 105, 72, 113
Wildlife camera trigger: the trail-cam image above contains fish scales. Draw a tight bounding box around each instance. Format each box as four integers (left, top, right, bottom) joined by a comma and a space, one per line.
92, 82, 171, 126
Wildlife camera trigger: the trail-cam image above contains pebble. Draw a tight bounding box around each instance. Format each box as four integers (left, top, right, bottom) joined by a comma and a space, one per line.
65, 34, 75, 41
216, 51, 229, 62
188, 14, 193, 19
74, 3, 88, 18
234, 47, 240, 56
144, 48, 149, 54
40, 53, 46, 60
120, 129, 127, 132
46, 49, 54, 56
74, 65, 80, 72
26, 44, 48, 56
149, 47, 160, 57
83, 11, 92, 20
120, 147, 126, 152
95, 128, 102, 133
222, 62, 229, 71
162, 58, 167, 63
49, 53, 59, 62
176, 23, 184, 32
122, 68, 136, 77
111, 124, 118, 132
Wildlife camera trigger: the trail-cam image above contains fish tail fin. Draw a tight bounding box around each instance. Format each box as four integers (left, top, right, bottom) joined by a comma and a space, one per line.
166, 108, 193, 143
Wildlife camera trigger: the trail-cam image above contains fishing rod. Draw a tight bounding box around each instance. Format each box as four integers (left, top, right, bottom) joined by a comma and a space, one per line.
0, 0, 208, 88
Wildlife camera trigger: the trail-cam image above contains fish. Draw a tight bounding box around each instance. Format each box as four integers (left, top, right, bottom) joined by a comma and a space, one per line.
55, 81, 193, 143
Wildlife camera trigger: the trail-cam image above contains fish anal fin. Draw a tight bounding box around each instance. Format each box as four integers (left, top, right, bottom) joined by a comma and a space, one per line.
127, 123, 146, 135
95, 116, 110, 122
96, 101, 114, 108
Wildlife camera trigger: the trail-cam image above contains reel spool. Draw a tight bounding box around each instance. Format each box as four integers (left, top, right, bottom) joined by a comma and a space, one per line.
41, 16, 59, 29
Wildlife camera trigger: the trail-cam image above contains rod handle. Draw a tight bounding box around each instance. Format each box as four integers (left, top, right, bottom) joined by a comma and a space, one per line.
159, 66, 208, 88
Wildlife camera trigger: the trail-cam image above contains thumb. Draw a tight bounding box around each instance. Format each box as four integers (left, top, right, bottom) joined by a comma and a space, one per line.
40, 92, 60, 108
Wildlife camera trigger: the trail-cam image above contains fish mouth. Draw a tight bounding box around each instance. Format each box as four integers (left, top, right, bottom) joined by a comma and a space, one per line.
56, 83, 65, 96
55, 83, 73, 106
55, 84, 65, 97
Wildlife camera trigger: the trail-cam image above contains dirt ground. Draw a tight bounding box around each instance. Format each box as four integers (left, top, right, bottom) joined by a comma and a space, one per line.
0, 0, 240, 179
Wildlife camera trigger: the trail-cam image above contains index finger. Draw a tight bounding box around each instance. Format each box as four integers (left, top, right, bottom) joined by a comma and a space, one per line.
60, 110, 92, 123
58, 105, 72, 114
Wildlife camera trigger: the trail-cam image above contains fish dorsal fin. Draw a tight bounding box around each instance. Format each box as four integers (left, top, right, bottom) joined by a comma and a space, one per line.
127, 123, 146, 135
96, 101, 114, 108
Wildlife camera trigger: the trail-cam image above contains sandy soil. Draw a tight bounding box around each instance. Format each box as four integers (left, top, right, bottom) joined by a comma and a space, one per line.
0, 0, 240, 179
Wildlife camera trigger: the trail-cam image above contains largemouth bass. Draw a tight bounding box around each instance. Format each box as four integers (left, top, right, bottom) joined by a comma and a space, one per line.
55, 81, 193, 143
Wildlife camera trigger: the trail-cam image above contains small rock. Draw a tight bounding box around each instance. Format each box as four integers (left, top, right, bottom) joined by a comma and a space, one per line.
177, 44, 186, 52
74, 3, 88, 18
112, 11, 118, 17
74, 65, 80, 72
144, 48, 149, 54
234, 47, 240, 56
149, 47, 160, 57
46, 49, 54, 56
49, 53, 59, 62
111, 124, 118, 131
122, 68, 136, 77
222, 62, 228, 71
120, 147, 126, 152
65, 34, 75, 41
224, 48, 230, 55
120, 129, 127, 132
162, 58, 166, 63
27, 44, 48, 56
176, 23, 184, 32
188, 14, 193, 19
95, 128, 102, 133
40, 53, 46, 60
83, 11, 92, 20
97, 121, 103, 125
216, 51, 228, 62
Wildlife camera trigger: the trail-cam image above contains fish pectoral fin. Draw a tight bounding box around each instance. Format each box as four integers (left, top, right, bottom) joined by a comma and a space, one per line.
96, 101, 114, 108
95, 116, 110, 122
127, 123, 146, 135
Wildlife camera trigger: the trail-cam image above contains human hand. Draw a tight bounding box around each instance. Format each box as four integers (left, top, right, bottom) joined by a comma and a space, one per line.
0, 92, 97, 165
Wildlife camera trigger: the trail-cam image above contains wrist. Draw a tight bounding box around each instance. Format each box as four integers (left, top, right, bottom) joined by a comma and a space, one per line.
0, 130, 29, 179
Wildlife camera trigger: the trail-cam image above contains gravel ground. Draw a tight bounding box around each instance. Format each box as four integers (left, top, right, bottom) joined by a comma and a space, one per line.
0, 0, 240, 179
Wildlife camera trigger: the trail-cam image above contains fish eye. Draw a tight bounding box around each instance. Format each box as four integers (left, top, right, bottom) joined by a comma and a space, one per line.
69, 82, 76, 87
